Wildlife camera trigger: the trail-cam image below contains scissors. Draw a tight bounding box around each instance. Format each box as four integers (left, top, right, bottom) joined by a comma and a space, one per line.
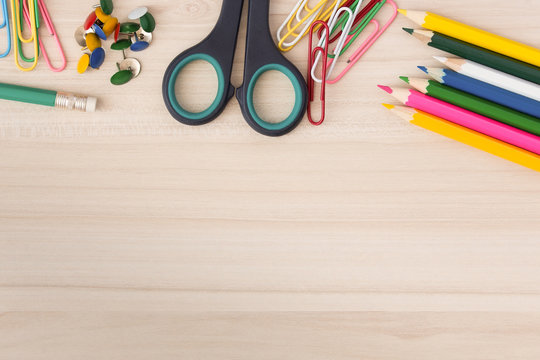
162, 0, 308, 137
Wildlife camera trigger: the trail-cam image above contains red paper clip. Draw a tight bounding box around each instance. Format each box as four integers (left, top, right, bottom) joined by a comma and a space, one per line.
320, 0, 382, 44
307, 20, 329, 126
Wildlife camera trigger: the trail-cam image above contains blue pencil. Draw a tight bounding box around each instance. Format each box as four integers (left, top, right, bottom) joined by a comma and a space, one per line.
419, 66, 540, 119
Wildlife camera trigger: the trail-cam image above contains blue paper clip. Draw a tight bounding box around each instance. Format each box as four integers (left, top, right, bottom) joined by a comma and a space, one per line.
0, 0, 11, 58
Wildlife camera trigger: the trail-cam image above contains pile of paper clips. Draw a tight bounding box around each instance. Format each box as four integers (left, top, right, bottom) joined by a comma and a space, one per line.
277, 0, 397, 125
0, 0, 65, 72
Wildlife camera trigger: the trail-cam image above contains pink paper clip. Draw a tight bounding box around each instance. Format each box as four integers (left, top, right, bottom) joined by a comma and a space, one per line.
307, 20, 329, 126
22, 0, 66, 72
326, 0, 398, 84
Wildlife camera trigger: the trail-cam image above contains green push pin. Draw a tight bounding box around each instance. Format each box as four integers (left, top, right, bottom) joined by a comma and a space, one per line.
100, 0, 114, 15
111, 39, 132, 51
140, 12, 155, 33
111, 63, 133, 85
111, 51, 135, 85
120, 22, 140, 34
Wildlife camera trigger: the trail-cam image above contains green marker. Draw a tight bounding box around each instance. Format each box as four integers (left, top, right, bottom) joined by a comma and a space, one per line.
0, 82, 97, 112
400, 76, 540, 137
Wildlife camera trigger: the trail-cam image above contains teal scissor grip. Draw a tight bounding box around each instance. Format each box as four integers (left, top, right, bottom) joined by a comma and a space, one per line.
245, 64, 305, 132
167, 53, 226, 121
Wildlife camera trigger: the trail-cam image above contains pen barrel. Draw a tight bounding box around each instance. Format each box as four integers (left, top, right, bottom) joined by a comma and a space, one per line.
0, 82, 56, 107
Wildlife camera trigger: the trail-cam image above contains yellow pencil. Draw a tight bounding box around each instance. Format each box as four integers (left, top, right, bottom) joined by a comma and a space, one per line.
397, 9, 540, 68
382, 104, 540, 172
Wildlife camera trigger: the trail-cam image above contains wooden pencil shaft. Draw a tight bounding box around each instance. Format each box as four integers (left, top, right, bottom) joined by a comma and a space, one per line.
429, 32, 540, 85
407, 10, 540, 67
434, 69, 540, 119
402, 89, 540, 155
386, 105, 540, 172
441, 58, 540, 102
409, 109, 540, 172
423, 80, 540, 137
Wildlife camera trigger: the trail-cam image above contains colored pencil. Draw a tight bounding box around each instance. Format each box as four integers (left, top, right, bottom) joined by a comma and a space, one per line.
378, 86, 540, 155
434, 56, 540, 102
382, 104, 540, 172
400, 77, 540, 137
419, 67, 540, 119
398, 9, 540, 67
402, 28, 540, 85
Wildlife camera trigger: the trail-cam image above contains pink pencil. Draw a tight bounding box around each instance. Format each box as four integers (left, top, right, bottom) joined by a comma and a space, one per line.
378, 86, 540, 155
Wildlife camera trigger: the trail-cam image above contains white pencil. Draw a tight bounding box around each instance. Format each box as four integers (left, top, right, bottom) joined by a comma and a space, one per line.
434, 56, 540, 103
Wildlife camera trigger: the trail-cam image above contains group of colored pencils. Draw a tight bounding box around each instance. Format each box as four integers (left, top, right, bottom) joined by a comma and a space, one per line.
380, 9, 540, 172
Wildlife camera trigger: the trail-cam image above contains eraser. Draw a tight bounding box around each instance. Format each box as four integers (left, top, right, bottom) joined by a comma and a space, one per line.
86, 96, 97, 112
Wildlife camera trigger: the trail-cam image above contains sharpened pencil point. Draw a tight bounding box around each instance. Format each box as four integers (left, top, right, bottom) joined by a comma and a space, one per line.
417, 66, 428, 74
377, 85, 393, 94
433, 55, 448, 63
402, 27, 414, 35
397, 9, 407, 15
382, 104, 395, 110
399, 76, 410, 83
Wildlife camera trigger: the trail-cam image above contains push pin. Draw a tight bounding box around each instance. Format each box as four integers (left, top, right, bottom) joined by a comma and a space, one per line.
75, 2, 156, 84
110, 50, 140, 85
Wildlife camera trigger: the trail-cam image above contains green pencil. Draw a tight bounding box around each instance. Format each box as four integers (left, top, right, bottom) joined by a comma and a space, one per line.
402, 28, 540, 85
0, 82, 97, 112
400, 76, 540, 137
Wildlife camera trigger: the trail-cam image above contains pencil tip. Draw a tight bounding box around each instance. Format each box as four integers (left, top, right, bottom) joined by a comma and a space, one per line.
402, 27, 414, 34
382, 103, 395, 110
377, 85, 393, 94
397, 9, 407, 15
433, 55, 447, 63
417, 66, 428, 74
399, 76, 410, 83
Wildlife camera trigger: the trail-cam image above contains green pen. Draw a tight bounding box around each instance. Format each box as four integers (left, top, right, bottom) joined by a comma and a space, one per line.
0, 82, 97, 112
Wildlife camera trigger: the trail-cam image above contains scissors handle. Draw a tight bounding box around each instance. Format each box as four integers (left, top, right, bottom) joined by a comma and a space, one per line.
162, 0, 243, 126
236, 0, 308, 137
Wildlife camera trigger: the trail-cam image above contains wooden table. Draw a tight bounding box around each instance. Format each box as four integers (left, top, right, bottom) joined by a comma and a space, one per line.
1, 0, 540, 358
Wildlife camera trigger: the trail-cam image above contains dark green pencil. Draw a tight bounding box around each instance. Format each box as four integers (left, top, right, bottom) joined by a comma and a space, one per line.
400, 76, 540, 137
403, 28, 540, 85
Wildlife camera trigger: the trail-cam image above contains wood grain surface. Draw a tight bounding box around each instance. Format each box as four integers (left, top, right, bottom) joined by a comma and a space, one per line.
1, 0, 540, 358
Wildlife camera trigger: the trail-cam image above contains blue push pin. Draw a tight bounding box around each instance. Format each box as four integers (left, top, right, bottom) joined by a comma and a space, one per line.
130, 40, 149, 52
92, 24, 107, 40
90, 47, 106, 69
130, 29, 152, 52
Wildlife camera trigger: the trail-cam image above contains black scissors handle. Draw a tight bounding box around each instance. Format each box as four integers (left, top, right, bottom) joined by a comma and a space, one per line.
237, 0, 308, 137
163, 0, 308, 137
162, 0, 243, 126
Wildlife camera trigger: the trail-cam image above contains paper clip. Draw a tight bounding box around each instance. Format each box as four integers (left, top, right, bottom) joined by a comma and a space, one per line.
277, 0, 346, 52
22, 0, 66, 71
10, 0, 39, 71
0, 0, 11, 57
307, 21, 329, 126
311, 1, 363, 82
321, 0, 381, 44
327, 0, 398, 84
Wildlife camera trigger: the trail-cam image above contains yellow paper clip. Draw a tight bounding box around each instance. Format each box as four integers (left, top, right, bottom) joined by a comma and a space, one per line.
10, 0, 39, 71
277, 0, 348, 52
